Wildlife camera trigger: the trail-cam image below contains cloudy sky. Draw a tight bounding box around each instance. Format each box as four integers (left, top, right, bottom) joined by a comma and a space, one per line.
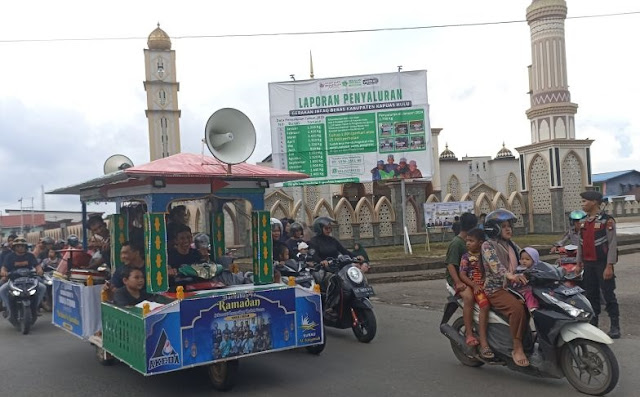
1, 0, 638, 213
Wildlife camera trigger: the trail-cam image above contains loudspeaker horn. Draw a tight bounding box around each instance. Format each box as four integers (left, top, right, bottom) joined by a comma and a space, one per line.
204, 108, 256, 165
103, 154, 134, 175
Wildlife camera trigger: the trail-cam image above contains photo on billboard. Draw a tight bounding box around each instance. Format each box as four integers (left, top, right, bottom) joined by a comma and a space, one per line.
268, 71, 433, 186
423, 201, 475, 229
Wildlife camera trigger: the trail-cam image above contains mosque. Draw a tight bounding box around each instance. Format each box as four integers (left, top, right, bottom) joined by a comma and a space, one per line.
141, 0, 594, 247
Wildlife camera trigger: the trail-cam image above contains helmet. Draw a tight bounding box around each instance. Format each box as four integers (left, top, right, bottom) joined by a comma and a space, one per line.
193, 233, 210, 250
12, 237, 28, 247
42, 236, 55, 245
569, 210, 587, 221
484, 209, 517, 239
290, 222, 303, 235
67, 234, 80, 247
312, 216, 336, 235
270, 218, 282, 232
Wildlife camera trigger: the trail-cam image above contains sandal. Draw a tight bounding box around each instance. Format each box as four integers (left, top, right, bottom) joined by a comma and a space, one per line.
511, 351, 530, 367
465, 335, 479, 347
480, 346, 494, 359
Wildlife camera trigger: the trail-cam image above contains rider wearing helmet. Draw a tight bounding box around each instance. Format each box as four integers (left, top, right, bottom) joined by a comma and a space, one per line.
550, 210, 586, 252
0, 237, 46, 319
285, 222, 305, 258
481, 209, 530, 367
308, 217, 369, 271
67, 234, 81, 248
33, 236, 55, 263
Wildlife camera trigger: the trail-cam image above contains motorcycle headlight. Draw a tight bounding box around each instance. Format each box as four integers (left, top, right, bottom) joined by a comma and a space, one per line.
346, 267, 364, 284
541, 292, 586, 318
29, 289, 37, 296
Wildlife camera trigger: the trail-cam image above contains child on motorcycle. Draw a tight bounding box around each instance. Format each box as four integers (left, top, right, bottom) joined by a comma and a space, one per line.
514, 247, 540, 312
458, 228, 494, 359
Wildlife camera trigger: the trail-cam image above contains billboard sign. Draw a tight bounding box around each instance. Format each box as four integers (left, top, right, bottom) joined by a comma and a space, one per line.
268, 70, 432, 186
423, 201, 475, 228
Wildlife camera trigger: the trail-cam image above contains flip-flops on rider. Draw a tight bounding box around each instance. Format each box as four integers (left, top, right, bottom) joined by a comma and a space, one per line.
511, 351, 530, 367
480, 346, 495, 359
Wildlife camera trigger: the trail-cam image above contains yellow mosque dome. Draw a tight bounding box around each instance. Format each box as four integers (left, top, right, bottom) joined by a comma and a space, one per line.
148, 23, 172, 50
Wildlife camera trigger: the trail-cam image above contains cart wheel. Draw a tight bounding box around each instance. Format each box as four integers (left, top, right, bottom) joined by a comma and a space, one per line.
305, 341, 326, 355
96, 346, 115, 366
207, 360, 239, 391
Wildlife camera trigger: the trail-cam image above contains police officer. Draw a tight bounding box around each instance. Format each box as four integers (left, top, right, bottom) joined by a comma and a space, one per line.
576, 191, 620, 339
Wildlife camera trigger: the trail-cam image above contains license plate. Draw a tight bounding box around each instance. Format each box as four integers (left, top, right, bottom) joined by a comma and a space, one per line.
556, 286, 583, 296
353, 286, 375, 297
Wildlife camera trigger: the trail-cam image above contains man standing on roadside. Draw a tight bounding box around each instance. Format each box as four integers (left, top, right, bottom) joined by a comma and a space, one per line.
445, 212, 478, 346
576, 191, 620, 339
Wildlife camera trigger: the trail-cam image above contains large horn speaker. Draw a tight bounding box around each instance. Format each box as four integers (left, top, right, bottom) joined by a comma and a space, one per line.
103, 154, 134, 174
204, 108, 256, 165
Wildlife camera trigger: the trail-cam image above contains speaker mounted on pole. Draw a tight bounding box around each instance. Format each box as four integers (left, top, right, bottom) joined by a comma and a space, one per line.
204, 108, 257, 172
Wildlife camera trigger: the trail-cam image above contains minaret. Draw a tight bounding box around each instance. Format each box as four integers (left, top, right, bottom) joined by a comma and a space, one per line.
516, 0, 593, 233
144, 24, 181, 161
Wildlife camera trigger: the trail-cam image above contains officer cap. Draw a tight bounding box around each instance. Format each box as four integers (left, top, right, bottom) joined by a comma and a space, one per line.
580, 190, 603, 203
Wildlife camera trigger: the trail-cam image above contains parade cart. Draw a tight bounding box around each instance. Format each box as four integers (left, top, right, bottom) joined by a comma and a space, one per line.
48, 151, 323, 390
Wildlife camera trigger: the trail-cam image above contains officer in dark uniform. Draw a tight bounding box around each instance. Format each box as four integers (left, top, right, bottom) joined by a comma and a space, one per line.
576, 190, 620, 339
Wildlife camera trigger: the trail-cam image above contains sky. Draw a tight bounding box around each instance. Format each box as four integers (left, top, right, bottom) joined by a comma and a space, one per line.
0, 0, 638, 214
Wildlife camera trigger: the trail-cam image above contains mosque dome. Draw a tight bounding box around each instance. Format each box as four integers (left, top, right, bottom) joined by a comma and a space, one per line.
495, 143, 515, 159
439, 143, 457, 161
148, 24, 172, 50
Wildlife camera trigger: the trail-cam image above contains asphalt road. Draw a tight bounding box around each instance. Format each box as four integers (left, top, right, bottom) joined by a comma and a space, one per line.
1, 298, 639, 396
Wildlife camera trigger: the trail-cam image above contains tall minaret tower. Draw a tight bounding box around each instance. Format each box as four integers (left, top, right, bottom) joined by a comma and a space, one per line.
516, 0, 593, 233
144, 24, 181, 161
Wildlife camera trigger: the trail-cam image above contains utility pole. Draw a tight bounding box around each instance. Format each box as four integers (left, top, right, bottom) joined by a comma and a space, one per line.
18, 197, 23, 235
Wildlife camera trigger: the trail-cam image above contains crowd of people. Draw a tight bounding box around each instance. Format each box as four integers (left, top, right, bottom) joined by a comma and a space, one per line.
445, 189, 621, 368
1, 189, 623, 362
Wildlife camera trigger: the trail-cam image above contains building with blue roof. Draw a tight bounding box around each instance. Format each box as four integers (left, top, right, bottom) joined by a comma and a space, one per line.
592, 170, 640, 198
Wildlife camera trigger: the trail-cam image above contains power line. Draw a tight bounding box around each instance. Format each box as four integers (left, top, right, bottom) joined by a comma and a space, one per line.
1, 11, 638, 44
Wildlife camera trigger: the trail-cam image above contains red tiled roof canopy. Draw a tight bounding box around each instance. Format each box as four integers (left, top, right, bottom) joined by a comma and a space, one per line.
124, 152, 307, 181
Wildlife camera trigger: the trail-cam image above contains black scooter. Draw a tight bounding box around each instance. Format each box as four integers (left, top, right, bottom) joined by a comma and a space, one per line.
5, 268, 40, 334
440, 261, 619, 396
314, 255, 377, 343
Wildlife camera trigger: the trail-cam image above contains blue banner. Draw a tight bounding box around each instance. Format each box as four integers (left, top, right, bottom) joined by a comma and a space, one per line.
52, 279, 83, 336
295, 288, 323, 346
180, 287, 297, 366
145, 304, 182, 374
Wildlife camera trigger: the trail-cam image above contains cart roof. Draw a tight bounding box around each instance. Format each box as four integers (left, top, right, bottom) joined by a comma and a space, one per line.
48, 152, 307, 196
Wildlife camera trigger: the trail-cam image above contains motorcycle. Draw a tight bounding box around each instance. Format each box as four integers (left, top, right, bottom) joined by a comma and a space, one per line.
440, 261, 619, 396
40, 263, 56, 312
553, 244, 582, 287
5, 268, 40, 334
315, 255, 377, 343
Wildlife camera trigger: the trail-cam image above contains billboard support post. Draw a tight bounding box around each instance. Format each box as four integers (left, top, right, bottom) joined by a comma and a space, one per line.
401, 179, 407, 254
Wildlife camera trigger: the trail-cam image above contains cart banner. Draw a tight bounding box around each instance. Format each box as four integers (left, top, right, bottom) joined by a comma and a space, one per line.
180, 287, 296, 367
294, 288, 323, 346
210, 211, 225, 262
145, 213, 169, 293
145, 303, 182, 374
109, 213, 128, 272
268, 70, 432, 186
52, 279, 102, 338
423, 201, 475, 228
252, 211, 273, 285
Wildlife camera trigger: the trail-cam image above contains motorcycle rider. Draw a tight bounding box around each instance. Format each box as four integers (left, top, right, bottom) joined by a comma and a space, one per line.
481, 209, 529, 367
576, 191, 620, 339
308, 216, 368, 271
551, 210, 586, 253
193, 233, 211, 262
0, 237, 46, 319
0, 234, 18, 266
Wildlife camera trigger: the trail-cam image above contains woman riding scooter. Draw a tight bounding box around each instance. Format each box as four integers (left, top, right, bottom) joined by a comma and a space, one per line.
481, 209, 530, 367
309, 217, 369, 272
